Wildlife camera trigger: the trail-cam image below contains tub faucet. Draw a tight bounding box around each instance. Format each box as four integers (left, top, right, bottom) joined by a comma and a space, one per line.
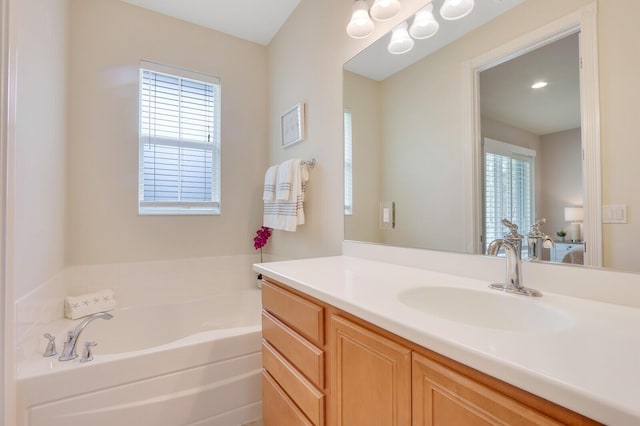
487, 219, 542, 297
59, 312, 113, 361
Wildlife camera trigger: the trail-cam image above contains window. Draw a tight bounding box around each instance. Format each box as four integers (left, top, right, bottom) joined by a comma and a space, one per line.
344, 108, 353, 215
483, 138, 535, 254
139, 61, 221, 215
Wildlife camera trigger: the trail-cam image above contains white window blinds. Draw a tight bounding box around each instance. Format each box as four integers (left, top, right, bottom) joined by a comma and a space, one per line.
483, 138, 535, 253
139, 61, 221, 215
344, 108, 353, 215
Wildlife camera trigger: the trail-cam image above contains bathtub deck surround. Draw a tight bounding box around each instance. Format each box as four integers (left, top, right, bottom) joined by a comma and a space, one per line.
16, 254, 265, 425
17, 289, 262, 425
253, 252, 640, 425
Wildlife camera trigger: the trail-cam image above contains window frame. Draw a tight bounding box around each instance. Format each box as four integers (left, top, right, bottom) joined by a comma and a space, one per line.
138, 60, 221, 216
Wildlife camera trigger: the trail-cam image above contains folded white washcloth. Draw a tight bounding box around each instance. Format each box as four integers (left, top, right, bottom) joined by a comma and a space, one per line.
64, 289, 117, 319
263, 165, 278, 201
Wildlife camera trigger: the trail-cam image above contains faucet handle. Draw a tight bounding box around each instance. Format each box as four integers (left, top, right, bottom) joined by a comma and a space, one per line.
43, 333, 57, 357
81, 341, 98, 363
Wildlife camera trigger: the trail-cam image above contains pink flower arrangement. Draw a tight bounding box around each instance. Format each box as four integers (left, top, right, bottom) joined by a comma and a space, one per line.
254, 226, 272, 263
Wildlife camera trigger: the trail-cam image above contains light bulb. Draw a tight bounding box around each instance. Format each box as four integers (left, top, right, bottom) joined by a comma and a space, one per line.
409, 4, 439, 39
388, 21, 415, 55
346, 0, 375, 39
440, 0, 474, 20
370, 0, 401, 21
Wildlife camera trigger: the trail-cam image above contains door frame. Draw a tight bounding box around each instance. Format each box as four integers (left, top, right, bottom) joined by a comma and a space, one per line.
463, 2, 601, 267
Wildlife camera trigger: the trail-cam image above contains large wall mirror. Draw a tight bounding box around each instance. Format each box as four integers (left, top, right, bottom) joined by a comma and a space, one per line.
344, 0, 640, 273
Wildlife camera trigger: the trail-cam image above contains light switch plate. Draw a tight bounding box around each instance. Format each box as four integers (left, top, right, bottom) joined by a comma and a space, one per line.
603, 204, 628, 224
380, 201, 395, 229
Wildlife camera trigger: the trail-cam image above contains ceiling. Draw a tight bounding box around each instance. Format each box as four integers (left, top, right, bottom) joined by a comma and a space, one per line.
480, 33, 581, 136
119, 0, 301, 45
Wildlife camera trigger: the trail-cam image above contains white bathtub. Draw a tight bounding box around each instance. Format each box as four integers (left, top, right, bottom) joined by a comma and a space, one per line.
17, 289, 263, 426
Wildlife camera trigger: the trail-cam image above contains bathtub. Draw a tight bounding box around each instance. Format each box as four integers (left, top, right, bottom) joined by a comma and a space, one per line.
17, 289, 263, 426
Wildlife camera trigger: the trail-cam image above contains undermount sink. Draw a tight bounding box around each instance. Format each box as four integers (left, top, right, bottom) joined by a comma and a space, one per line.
397, 286, 573, 332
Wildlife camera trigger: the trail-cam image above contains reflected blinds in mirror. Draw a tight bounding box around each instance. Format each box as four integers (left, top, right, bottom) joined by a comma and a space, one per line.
483, 138, 535, 254
344, 108, 353, 215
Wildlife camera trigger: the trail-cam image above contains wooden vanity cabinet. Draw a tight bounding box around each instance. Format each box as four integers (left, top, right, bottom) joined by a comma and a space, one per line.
261, 277, 601, 426
261, 280, 326, 426
330, 314, 411, 425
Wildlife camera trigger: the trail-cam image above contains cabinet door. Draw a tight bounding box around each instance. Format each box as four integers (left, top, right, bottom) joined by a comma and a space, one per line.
330, 315, 411, 426
412, 352, 561, 426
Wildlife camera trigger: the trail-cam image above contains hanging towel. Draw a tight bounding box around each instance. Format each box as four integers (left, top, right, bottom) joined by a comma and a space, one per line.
263, 165, 278, 201
276, 159, 295, 200
264, 159, 309, 232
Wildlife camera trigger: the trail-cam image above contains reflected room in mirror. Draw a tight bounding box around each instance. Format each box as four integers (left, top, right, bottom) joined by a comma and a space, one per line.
343, 0, 640, 273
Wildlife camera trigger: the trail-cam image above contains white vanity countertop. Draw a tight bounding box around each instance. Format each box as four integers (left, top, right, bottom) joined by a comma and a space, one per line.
254, 255, 640, 425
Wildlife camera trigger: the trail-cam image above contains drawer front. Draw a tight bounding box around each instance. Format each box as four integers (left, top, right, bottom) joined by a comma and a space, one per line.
263, 370, 313, 426
262, 310, 325, 388
262, 280, 324, 346
262, 340, 324, 426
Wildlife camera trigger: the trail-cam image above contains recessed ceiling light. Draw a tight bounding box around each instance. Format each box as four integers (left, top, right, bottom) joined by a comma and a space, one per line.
531, 81, 548, 89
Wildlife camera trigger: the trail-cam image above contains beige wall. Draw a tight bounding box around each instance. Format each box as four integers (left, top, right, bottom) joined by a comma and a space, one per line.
540, 128, 583, 240
266, 0, 426, 260
598, 0, 640, 271
66, 0, 268, 265
343, 71, 383, 243
14, 0, 68, 299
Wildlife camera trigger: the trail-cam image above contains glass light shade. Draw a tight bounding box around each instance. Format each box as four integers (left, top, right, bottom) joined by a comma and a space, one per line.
409, 4, 439, 39
347, 0, 375, 39
370, 0, 401, 21
440, 0, 475, 20
564, 207, 584, 222
388, 21, 414, 55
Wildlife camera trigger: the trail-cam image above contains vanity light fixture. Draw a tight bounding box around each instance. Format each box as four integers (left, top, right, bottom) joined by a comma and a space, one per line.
531, 81, 548, 89
409, 3, 440, 39
370, 0, 401, 21
440, 0, 475, 20
347, 0, 376, 39
388, 21, 415, 54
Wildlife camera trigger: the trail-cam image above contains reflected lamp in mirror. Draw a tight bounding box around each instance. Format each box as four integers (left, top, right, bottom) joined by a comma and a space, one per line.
370, 0, 401, 21
564, 207, 583, 242
347, 0, 375, 39
409, 4, 440, 39
388, 21, 415, 54
440, 0, 475, 20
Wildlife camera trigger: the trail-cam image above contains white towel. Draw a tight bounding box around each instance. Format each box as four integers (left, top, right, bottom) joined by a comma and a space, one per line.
64, 289, 117, 319
263, 165, 278, 201
276, 159, 295, 200
264, 159, 309, 232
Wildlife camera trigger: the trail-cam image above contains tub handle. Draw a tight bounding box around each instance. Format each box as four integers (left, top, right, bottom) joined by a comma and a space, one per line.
81, 341, 98, 363
43, 333, 57, 357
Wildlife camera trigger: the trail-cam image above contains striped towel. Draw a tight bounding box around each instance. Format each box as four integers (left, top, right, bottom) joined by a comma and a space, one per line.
264, 159, 309, 232
276, 159, 295, 200
263, 165, 278, 201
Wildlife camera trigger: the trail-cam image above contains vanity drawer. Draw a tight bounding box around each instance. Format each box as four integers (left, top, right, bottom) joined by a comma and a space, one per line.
262, 340, 325, 426
263, 370, 314, 426
262, 310, 325, 388
262, 280, 324, 346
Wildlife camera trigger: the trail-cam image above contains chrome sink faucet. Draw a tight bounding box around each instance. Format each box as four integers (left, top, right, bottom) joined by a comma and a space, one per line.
487, 219, 542, 297
59, 312, 113, 361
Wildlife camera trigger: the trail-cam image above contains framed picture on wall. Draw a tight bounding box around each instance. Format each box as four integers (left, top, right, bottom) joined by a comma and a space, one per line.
281, 102, 305, 148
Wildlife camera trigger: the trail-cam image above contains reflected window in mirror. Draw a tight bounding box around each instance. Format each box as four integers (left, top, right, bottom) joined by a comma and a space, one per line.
483, 138, 535, 254
344, 108, 353, 216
